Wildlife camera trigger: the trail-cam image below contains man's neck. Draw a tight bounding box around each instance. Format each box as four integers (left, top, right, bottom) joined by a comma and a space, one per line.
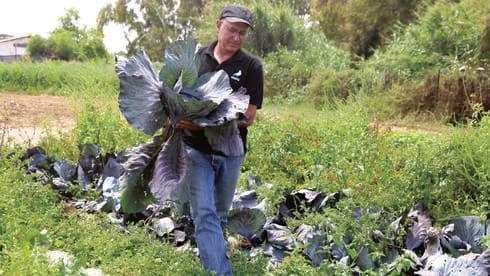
213, 43, 237, 64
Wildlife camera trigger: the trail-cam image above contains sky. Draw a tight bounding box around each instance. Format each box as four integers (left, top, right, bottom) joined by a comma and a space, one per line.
0, 0, 126, 53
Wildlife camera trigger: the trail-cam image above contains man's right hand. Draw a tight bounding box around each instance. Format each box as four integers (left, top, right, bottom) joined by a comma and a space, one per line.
175, 120, 202, 131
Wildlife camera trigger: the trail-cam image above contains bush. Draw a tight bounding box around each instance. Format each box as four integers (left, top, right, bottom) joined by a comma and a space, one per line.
26, 13, 109, 62
367, 0, 490, 81
26, 34, 48, 58
264, 31, 351, 104
47, 29, 78, 61
388, 68, 490, 123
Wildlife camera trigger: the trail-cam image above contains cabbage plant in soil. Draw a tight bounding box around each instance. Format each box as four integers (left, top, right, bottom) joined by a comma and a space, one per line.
114, 39, 249, 213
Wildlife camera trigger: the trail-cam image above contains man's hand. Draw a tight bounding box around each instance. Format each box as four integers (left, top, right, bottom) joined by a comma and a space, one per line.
238, 104, 257, 128
175, 120, 202, 131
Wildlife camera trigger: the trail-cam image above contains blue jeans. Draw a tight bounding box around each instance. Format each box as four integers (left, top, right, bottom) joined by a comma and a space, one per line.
186, 146, 244, 276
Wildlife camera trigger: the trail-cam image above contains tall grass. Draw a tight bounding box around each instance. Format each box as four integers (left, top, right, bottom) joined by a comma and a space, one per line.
0, 60, 118, 97
366, 0, 490, 81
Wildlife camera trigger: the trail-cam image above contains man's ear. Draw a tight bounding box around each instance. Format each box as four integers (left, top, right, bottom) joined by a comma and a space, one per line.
216, 19, 222, 32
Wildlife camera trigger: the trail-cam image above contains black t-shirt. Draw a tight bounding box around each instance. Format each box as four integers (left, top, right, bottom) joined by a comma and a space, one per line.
182, 41, 264, 155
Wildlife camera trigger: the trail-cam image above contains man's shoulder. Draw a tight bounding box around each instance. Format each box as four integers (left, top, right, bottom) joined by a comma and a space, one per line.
197, 45, 208, 55
238, 49, 262, 67
197, 41, 217, 56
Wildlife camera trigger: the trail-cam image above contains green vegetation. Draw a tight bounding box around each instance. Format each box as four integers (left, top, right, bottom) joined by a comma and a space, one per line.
1, 0, 489, 274
27, 8, 109, 61
0, 61, 117, 96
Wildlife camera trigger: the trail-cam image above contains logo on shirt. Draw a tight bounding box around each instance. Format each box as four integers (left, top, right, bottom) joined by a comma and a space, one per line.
231, 70, 242, 82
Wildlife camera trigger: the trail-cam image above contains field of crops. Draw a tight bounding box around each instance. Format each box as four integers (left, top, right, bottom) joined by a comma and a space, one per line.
0, 56, 488, 275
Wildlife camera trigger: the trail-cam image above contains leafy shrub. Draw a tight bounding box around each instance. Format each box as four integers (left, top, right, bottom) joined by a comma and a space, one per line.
26, 34, 48, 58
46, 29, 79, 61
74, 98, 148, 153
432, 121, 490, 217
310, 0, 422, 58
367, 0, 490, 81
26, 8, 109, 62
481, 15, 490, 59
78, 29, 109, 61
264, 31, 351, 104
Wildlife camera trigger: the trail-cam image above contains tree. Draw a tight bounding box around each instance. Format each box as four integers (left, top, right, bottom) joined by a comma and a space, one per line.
268, 0, 311, 17
47, 29, 78, 60
310, 0, 423, 58
96, 0, 204, 61
26, 35, 47, 58
58, 7, 81, 33
26, 8, 109, 61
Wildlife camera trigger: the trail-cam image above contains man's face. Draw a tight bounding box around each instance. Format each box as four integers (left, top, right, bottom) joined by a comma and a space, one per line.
217, 19, 249, 54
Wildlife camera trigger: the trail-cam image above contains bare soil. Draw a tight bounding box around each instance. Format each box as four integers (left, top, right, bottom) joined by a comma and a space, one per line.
0, 92, 76, 145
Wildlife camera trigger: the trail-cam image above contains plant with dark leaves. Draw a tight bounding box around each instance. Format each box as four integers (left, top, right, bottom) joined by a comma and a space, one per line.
115, 39, 249, 213
15, 144, 490, 274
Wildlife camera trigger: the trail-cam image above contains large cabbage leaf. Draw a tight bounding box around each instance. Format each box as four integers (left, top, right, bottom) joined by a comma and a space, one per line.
447, 216, 486, 253
405, 203, 433, 250
53, 160, 77, 183
232, 190, 259, 209
161, 73, 219, 124
149, 129, 190, 204
194, 86, 249, 127
116, 50, 166, 136
422, 248, 490, 275
118, 134, 165, 213
203, 121, 244, 157
294, 224, 328, 266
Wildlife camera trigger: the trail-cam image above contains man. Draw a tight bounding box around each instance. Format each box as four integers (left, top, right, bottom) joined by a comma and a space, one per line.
176, 4, 263, 275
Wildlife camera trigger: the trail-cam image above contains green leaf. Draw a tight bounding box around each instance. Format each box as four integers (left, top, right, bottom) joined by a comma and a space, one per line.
159, 39, 200, 88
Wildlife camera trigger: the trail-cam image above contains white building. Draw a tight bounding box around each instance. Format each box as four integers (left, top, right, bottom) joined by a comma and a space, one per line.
0, 35, 31, 62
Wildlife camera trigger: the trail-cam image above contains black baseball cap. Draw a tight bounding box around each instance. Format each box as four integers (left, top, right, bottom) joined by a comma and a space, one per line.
219, 5, 253, 29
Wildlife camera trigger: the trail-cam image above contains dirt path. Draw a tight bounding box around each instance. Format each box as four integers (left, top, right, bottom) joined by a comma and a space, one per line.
0, 92, 76, 145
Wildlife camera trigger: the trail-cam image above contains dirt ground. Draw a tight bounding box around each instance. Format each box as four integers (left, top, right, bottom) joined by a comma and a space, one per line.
0, 92, 76, 145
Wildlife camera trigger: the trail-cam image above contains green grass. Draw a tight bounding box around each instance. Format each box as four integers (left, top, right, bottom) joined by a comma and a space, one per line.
0, 60, 118, 97
0, 157, 204, 275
